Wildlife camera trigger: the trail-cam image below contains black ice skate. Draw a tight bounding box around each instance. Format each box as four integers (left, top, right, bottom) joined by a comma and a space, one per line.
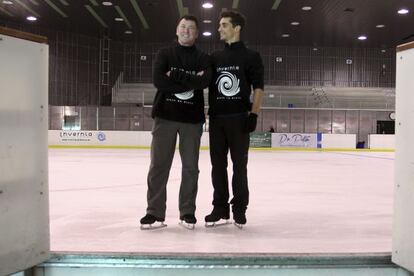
204, 208, 231, 228
233, 212, 246, 229
140, 214, 167, 230
179, 214, 197, 230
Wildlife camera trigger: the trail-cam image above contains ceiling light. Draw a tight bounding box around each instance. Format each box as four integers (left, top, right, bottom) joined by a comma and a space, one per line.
26, 16, 37, 21
203, 20, 212, 23
381, 49, 386, 53
376, 24, 385, 28
102, 1, 112, 6
398, 8, 409, 14
281, 34, 290, 38
313, 47, 318, 51
115, 17, 124, 21
2, 0, 13, 4
302, 6, 312, 11
125, 30, 132, 34
291, 22, 300, 26
358, 35, 367, 40
202, 2, 213, 9
202, 31, 212, 36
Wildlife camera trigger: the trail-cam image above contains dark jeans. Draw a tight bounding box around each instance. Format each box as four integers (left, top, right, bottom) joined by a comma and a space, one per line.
209, 115, 250, 213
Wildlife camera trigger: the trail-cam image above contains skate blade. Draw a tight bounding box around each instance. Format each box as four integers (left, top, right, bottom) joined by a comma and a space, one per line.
233, 222, 244, 229
179, 221, 195, 230
204, 219, 231, 228
140, 222, 167, 230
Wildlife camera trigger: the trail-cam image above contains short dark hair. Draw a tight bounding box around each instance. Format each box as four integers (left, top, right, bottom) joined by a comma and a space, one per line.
220, 10, 246, 31
178, 15, 199, 29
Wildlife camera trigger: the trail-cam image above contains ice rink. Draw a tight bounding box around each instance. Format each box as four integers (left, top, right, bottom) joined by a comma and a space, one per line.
49, 148, 394, 254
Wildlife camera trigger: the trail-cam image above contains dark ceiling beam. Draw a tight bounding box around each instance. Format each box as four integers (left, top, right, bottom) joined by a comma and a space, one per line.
58, 0, 69, 6
129, 0, 149, 29
272, 0, 282, 10
176, 0, 188, 18
89, 0, 99, 7
0, 7, 14, 17
28, 0, 39, 6
85, 5, 108, 28
115, 5, 132, 29
43, 0, 68, 18
14, 0, 40, 17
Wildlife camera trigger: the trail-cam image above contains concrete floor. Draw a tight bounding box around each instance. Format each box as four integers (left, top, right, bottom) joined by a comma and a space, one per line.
48, 149, 394, 254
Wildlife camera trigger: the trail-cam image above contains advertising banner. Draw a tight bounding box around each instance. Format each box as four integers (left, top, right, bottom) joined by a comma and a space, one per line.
48, 130, 152, 146
272, 133, 318, 148
50, 130, 108, 144
249, 132, 272, 148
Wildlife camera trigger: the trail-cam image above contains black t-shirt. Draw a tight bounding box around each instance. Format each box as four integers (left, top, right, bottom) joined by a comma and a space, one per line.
208, 41, 264, 117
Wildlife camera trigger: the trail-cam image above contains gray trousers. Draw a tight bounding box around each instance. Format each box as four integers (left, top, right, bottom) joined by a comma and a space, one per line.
146, 118, 203, 218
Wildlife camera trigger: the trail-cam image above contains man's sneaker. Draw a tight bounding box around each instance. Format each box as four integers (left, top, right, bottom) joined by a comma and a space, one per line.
140, 214, 166, 230
179, 214, 197, 230
233, 212, 246, 229
204, 207, 230, 227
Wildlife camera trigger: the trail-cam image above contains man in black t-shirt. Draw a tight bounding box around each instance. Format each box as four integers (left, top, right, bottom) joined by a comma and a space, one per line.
140, 15, 211, 230
206, 11, 264, 228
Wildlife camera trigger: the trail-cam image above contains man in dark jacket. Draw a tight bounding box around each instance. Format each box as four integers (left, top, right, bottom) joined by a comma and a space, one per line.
205, 11, 264, 228
140, 15, 211, 230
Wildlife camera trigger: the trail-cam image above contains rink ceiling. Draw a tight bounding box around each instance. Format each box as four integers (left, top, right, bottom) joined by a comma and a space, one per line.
1, 0, 414, 46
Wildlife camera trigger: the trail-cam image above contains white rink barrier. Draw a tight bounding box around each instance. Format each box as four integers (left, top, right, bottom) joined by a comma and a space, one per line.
46, 131, 390, 150
368, 134, 395, 150
271, 133, 356, 149
0, 30, 49, 276
48, 130, 210, 148
321, 133, 356, 149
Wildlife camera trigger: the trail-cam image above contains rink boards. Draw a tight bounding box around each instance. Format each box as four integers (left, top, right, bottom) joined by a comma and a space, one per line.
33, 253, 411, 276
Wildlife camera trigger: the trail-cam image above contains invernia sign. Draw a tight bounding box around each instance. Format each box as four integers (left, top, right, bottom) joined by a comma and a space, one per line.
58, 131, 106, 143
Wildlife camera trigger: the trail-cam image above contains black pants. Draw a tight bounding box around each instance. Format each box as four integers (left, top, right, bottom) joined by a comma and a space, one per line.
209, 115, 250, 213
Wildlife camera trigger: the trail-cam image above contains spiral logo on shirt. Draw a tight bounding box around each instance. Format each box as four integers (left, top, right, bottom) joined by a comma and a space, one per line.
216, 71, 240, 97
174, 90, 194, 100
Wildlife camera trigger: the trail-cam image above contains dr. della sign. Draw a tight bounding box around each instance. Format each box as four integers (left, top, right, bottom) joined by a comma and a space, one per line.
272, 133, 318, 148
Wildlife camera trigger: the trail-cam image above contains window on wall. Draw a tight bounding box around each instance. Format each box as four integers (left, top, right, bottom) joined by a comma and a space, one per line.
62, 107, 80, 130
376, 120, 395, 134
63, 115, 80, 130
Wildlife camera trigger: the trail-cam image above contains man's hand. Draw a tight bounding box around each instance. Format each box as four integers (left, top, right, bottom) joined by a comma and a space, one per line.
168, 69, 204, 81
245, 113, 258, 133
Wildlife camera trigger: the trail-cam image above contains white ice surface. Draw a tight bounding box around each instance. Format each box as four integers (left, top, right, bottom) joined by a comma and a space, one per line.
49, 149, 394, 254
